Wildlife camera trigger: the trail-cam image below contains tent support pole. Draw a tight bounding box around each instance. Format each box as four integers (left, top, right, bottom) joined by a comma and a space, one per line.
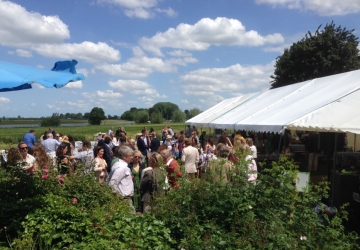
354, 134, 356, 152
330, 133, 338, 207
277, 130, 284, 160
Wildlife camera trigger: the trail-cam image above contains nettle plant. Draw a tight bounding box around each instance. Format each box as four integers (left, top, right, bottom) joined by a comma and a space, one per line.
152, 155, 359, 249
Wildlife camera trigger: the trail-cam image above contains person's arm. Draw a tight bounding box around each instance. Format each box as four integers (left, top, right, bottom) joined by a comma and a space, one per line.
226, 137, 233, 147
195, 150, 199, 164
181, 149, 186, 163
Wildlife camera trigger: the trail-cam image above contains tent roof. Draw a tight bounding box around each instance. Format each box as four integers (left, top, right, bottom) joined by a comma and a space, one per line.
186, 69, 360, 134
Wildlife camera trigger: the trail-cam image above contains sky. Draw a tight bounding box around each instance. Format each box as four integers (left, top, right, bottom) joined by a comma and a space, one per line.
0, 0, 359, 118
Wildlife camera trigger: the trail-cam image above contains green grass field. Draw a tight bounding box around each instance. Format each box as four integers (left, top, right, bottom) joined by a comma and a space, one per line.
0, 123, 187, 149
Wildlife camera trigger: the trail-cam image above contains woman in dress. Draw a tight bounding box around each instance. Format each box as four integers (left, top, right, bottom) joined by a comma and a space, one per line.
93, 146, 108, 183
32, 144, 51, 170
140, 152, 163, 214
128, 150, 145, 212
205, 137, 216, 154
56, 143, 73, 175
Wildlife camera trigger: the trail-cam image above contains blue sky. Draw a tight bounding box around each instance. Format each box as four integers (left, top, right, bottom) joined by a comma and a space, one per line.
0, 0, 359, 118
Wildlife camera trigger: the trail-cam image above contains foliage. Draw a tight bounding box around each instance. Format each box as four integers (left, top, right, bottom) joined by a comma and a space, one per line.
187, 108, 202, 119
0, 163, 173, 249
151, 111, 164, 124
40, 114, 61, 127
149, 102, 180, 120
88, 107, 106, 125
271, 22, 360, 88
134, 110, 150, 123
120, 107, 149, 121
152, 155, 359, 249
172, 109, 186, 122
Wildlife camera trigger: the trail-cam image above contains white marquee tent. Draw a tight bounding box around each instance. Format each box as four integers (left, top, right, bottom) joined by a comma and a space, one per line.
186, 69, 360, 135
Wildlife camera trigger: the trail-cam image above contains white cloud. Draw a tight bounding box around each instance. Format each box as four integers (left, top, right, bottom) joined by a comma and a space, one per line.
32, 42, 120, 63
167, 50, 193, 57
181, 99, 189, 104
108, 79, 165, 97
8, 49, 33, 57
139, 17, 284, 56
255, 0, 360, 16
32, 83, 46, 89
181, 62, 275, 96
82, 90, 123, 99
95, 55, 179, 78
97, 0, 174, 19
0, 0, 69, 47
155, 7, 177, 17
0, 97, 10, 103
64, 81, 83, 89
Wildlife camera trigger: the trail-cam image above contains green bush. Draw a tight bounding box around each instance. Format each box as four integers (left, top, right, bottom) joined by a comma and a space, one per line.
0, 155, 358, 249
151, 155, 359, 249
40, 117, 60, 127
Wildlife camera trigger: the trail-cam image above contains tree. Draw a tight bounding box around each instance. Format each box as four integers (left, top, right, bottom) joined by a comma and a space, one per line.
271, 22, 360, 89
172, 110, 186, 122
149, 102, 179, 120
88, 107, 106, 125
188, 108, 201, 119
184, 109, 189, 119
151, 111, 164, 124
134, 110, 149, 123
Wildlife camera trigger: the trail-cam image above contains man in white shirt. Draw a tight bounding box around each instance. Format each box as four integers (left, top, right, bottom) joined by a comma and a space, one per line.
18, 141, 36, 170
107, 146, 135, 214
108, 126, 114, 135
42, 133, 61, 163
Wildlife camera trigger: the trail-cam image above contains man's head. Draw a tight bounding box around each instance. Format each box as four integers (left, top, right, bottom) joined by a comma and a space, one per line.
117, 146, 133, 163
18, 141, 28, 156
151, 132, 156, 138
110, 132, 114, 138
159, 144, 171, 162
47, 133, 53, 139
82, 140, 91, 149
141, 129, 146, 135
29, 129, 35, 134
184, 138, 191, 147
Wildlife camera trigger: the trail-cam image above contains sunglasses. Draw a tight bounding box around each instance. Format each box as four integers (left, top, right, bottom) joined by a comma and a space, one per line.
134, 156, 141, 159
20, 147, 28, 150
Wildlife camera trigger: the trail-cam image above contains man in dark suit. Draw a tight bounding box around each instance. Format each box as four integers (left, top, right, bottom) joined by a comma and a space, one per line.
150, 132, 160, 153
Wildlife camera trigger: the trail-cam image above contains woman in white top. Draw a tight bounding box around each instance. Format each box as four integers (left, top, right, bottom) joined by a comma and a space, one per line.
93, 146, 107, 183
246, 138, 257, 159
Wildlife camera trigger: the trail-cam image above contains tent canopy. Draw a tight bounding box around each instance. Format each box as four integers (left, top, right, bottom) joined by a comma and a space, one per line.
186, 70, 360, 134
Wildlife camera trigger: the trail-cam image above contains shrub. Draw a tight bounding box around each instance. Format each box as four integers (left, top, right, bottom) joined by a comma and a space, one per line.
40, 116, 60, 127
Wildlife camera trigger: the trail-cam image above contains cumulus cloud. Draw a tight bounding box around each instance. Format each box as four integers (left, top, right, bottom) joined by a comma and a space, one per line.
97, 0, 175, 19
77, 68, 90, 77
0, 0, 69, 47
82, 90, 123, 99
8, 49, 33, 57
139, 17, 284, 56
95, 54, 196, 78
64, 81, 83, 89
32, 42, 120, 63
155, 7, 177, 17
255, 0, 360, 16
180, 62, 275, 96
181, 99, 189, 104
109, 79, 166, 98
167, 50, 193, 57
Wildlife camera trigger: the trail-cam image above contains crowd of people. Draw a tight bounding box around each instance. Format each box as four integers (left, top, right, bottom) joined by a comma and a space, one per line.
2, 125, 258, 214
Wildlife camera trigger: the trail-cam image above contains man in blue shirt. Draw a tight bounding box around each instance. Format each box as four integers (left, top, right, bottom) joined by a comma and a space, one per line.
23, 130, 36, 154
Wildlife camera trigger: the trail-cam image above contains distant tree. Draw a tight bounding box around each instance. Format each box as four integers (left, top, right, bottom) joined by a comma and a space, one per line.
41, 114, 60, 127
59, 113, 65, 119
134, 110, 149, 123
151, 111, 164, 124
83, 112, 90, 119
188, 108, 202, 119
64, 113, 71, 119
149, 102, 179, 120
121, 110, 134, 120
88, 107, 106, 125
172, 110, 186, 122
271, 22, 360, 89
17, 115, 21, 119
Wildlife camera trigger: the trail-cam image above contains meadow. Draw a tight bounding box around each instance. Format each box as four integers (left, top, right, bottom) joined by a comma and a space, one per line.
0, 121, 187, 149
